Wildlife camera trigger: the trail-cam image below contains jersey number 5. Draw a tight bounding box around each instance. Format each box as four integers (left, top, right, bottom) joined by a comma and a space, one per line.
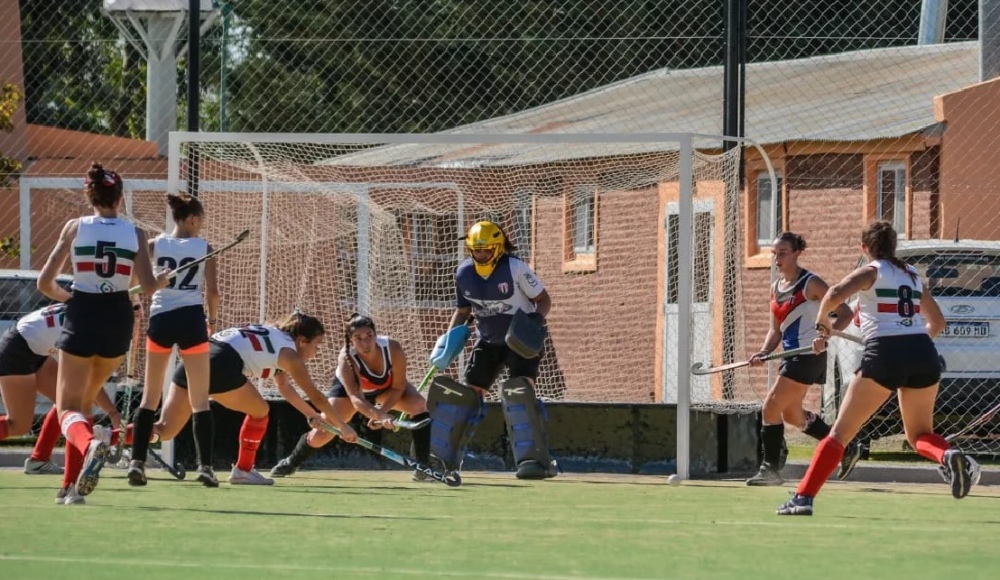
896, 285, 915, 318
157, 256, 199, 290
239, 325, 275, 353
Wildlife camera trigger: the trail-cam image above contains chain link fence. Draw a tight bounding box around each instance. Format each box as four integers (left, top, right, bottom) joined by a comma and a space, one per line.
3, 0, 1000, 455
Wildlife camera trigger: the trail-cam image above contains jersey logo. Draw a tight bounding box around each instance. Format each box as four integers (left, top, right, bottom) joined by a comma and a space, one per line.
498, 282, 509, 294
465, 297, 513, 316
504, 385, 527, 396
524, 272, 539, 288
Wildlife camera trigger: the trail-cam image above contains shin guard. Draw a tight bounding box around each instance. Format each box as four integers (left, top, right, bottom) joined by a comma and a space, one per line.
426, 377, 483, 472
500, 378, 557, 479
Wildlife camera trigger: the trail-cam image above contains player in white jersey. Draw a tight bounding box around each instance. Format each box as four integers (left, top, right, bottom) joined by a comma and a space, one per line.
269, 314, 431, 480
36, 163, 167, 504
152, 311, 357, 485
779, 221, 980, 517
0, 303, 121, 475
746, 232, 856, 487
128, 193, 221, 488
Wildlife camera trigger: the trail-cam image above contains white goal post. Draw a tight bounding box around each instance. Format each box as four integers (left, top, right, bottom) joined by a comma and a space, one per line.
163, 131, 777, 480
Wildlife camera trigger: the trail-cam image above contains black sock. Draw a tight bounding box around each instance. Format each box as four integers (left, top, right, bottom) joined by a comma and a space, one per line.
287, 433, 316, 467
761, 423, 785, 467
192, 410, 214, 468
802, 412, 831, 441
410, 412, 431, 463
131, 407, 157, 463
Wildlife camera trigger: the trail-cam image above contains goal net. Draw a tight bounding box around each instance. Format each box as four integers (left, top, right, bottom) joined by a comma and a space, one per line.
153, 132, 768, 411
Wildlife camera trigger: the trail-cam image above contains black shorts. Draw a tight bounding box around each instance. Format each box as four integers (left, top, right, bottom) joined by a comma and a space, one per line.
856, 334, 942, 390
56, 291, 134, 358
147, 304, 208, 350
173, 340, 248, 395
464, 339, 543, 389
0, 327, 50, 377
327, 376, 388, 401
779, 351, 827, 385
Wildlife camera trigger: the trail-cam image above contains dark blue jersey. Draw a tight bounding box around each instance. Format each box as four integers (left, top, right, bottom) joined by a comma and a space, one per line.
455, 254, 545, 344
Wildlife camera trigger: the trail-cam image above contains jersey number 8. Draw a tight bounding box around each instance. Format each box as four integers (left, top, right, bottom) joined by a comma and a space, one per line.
896, 285, 915, 318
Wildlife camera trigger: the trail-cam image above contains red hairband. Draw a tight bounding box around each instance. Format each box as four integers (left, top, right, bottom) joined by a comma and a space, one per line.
84, 171, 121, 187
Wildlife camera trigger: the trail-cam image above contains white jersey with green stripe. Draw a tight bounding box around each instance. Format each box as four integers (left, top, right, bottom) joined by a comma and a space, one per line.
70, 215, 139, 294
211, 324, 296, 379
15, 303, 67, 357
150, 234, 208, 316
856, 259, 927, 341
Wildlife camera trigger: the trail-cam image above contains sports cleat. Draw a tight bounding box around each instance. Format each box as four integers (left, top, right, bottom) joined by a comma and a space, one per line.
76, 439, 109, 496
228, 466, 274, 486
412, 469, 432, 482
837, 440, 862, 481
268, 458, 298, 478
61, 484, 85, 505
776, 493, 813, 516
944, 449, 979, 499
24, 457, 64, 475
746, 462, 784, 486
196, 465, 220, 488
126, 460, 147, 487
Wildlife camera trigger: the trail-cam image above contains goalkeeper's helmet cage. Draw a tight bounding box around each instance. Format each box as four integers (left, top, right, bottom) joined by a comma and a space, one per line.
465, 221, 506, 279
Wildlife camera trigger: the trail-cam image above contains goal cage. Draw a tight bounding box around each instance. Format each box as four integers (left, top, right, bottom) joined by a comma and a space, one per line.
153, 131, 776, 479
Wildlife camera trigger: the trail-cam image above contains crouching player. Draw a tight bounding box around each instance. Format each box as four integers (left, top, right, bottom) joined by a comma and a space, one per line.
427, 220, 558, 480
269, 314, 432, 480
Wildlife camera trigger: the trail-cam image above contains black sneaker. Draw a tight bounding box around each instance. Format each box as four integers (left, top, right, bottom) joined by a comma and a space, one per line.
126, 460, 147, 487
944, 449, 979, 499
746, 462, 783, 486
196, 465, 220, 488
776, 493, 813, 516
516, 459, 553, 480
837, 441, 862, 481
268, 458, 298, 478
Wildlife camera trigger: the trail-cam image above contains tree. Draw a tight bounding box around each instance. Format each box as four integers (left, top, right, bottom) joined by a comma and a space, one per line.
1, 81, 23, 259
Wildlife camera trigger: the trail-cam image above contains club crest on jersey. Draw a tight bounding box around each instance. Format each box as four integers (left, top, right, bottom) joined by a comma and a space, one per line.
498, 282, 509, 294
99, 281, 115, 293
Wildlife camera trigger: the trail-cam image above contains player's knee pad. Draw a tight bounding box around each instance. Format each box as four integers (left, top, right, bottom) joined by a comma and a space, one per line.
500, 377, 557, 479
426, 377, 484, 472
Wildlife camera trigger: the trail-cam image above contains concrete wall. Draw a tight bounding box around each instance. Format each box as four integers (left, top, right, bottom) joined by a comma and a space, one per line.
171, 401, 760, 477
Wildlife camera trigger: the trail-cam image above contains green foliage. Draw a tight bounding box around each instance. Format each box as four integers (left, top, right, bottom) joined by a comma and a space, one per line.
0, 234, 20, 260
0, 81, 23, 187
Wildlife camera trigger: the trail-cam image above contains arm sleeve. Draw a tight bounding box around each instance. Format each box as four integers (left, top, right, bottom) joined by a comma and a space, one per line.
513, 259, 545, 300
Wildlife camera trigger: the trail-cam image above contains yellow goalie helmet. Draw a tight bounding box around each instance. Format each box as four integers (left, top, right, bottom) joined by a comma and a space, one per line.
465, 220, 506, 279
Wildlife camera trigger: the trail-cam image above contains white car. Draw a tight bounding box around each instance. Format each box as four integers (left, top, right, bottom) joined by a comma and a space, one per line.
825, 240, 1000, 446
0, 269, 73, 334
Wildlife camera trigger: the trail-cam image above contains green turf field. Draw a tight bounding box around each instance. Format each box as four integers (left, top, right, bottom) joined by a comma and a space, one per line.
0, 468, 997, 579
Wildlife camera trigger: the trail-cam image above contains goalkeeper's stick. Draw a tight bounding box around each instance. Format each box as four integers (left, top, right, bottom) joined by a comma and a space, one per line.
129, 228, 250, 296
310, 418, 461, 487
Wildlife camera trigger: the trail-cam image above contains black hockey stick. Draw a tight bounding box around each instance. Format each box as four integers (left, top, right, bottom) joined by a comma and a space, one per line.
129, 228, 250, 297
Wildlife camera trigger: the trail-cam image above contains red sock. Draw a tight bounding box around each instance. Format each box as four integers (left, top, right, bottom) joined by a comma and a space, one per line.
60, 412, 93, 456
236, 415, 269, 472
914, 433, 950, 464
796, 437, 845, 498
108, 424, 135, 446
61, 440, 84, 490
0, 416, 8, 440
30, 407, 62, 461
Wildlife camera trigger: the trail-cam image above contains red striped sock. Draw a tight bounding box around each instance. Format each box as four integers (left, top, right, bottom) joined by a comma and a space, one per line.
236, 415, 269, 472
0, 416, 8, 441
796, 437, 845, 498
62, 440, 84, 490
914, 433, 950, 464
30, 407, 61, 461
61, 412, 93, 456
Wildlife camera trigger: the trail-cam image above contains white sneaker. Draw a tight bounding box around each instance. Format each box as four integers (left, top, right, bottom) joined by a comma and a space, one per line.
92, 425, 112, 446
56, 484, 85, 505
25, 458, 64, 475
228, 466, 274, 486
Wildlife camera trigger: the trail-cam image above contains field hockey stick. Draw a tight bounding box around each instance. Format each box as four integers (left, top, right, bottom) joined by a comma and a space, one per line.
148, 447, 186, 480
129, 228, 250, 297
310, 418, 461, 487
394, 367, 437, 428
108, 310, 142, 464
392, 416, 432, 430
691, 345, 815, 376
946, 401, 1000, 443
829, 329, 863, 344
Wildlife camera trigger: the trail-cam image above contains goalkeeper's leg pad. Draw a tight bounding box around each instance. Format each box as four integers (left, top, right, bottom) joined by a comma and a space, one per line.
426, 377, 484, 473
500, 378, 558, 479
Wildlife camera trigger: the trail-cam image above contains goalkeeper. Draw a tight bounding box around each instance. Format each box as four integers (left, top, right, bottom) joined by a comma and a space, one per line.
426, 220, 557, 480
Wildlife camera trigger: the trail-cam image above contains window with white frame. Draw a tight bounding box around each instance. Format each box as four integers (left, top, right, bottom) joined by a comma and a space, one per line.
513, 188, 533, 262
409, 213, 434, 256
876, 161, 906, 236
572, 186, 596, 254
755, 170, 783, 246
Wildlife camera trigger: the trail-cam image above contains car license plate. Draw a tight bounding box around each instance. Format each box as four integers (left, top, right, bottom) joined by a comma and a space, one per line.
941, 321, 991, 338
